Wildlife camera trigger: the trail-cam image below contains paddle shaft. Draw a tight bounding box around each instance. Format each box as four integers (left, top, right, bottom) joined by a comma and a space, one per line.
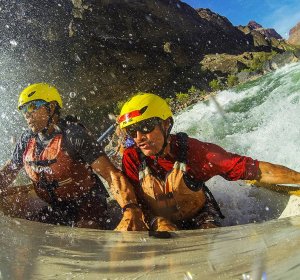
247, 180, 300, 196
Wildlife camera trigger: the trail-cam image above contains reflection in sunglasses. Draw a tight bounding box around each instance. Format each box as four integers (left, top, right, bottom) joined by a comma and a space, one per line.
126, 118, 161, 138
21, 100, 48, 114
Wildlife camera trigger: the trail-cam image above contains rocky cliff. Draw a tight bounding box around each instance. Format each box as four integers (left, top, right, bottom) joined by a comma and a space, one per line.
288, 22, 300, 46
247, 21, 282, 40
1, 1, 290, 131
1, 0, 257, 130
237, 20, 287, 51
195, 8, 252, 46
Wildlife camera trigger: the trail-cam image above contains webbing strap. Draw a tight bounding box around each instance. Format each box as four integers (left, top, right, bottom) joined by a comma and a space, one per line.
175, 132, 188, 163
137, 132, 225, 219
137, 132, 189, 170
203, 185, 225, 219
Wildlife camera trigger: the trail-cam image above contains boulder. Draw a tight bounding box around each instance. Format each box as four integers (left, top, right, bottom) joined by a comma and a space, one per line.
200, 52, 265, 78
236, 71, 260, 83
262, 51, 299, 72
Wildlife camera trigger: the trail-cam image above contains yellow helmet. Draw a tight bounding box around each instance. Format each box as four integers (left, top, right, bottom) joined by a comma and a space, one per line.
118, 92, 172, 129
18, 83, 63, 109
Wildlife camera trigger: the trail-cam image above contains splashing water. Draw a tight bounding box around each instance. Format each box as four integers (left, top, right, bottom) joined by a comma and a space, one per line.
174, 62, 300, 171
173, 62, 300, 225
0, 62, 299, 225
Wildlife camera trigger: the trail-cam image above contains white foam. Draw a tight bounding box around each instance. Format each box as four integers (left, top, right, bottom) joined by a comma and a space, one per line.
174, 62, 300, 223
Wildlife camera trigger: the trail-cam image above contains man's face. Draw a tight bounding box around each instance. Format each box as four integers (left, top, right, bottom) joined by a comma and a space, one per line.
21, 100, 49, 133
126, 118, 167, 156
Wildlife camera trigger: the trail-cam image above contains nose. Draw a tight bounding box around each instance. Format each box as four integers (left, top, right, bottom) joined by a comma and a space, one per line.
135, 130, 145, 141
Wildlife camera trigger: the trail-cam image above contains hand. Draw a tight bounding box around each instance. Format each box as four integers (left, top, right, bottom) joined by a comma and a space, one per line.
152, 217, 178, 231
114, 207, 148, 231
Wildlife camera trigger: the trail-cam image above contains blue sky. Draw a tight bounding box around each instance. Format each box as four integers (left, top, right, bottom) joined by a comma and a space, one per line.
183, 0, 300, 38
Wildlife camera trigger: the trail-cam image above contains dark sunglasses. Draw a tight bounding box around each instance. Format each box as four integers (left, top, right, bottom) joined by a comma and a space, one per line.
126, 118, 161, 138
20, 100, 48, 114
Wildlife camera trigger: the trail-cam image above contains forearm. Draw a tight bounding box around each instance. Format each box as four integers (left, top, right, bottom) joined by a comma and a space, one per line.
109, 171, 139, 208
0, 160, 19, 191
257, 161, 300, 184
91, 155, 139, 208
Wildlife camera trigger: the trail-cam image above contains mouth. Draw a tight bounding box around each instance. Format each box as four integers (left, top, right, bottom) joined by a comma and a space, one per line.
138, 142, 152, 150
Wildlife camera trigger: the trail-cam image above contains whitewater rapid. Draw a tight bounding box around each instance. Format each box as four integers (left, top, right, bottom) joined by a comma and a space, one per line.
174, 62, 300, 169
1, 62, 300, 280
173, 62, 300, 226
0, 62, 299, 227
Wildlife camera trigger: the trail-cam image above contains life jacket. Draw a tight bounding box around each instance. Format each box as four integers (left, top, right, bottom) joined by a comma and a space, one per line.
138, 132, 224, 222
23, 120, 102, 204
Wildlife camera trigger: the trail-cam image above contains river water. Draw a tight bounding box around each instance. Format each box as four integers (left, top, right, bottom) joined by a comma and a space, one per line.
173, 62, 300, 225
1, 63, 299, 167
0, 62, 300, 280
174, 62, 300, 170
1, 62, 300, 225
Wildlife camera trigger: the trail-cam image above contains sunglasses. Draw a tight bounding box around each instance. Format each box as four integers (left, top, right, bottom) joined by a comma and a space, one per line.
20, 100, 48, 114
125, 118, 161, 138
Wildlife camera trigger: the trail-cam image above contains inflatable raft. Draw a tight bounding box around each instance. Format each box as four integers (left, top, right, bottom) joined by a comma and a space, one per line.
0, 178, 299, 279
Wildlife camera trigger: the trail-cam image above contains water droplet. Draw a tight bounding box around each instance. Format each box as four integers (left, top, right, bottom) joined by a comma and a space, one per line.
184, 271, 193, 280
9, 40, 18, 46
145, 15, 152, 22
70, 92, 76, 98
242, 273, 251, 280
74, 53, 81, 62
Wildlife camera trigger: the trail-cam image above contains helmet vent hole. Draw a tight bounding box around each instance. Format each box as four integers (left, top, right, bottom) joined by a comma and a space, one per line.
140, 106, 148, 115
27, 91, 36, 97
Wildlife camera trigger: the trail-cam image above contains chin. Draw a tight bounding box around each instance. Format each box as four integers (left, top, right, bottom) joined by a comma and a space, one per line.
141, 149, 156, 157
30, 126, 42, 134
29, 127, 37, 133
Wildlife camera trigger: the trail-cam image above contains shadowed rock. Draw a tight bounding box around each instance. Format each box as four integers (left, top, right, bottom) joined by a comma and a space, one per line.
0, 0, 256, 130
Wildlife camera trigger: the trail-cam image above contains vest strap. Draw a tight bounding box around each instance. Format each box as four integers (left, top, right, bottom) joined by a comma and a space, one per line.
37, 173, 59, 203
137, 132, 225, 220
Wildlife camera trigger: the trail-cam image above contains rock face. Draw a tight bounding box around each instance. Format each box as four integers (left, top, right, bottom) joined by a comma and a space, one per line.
262, 51, 300, 72
247, 20, 282, 40
0, 0, 255, 130
238, 21, 285, 52
288, 22, 300, 45
196, 8, 251, 45
201, 53, 250, 76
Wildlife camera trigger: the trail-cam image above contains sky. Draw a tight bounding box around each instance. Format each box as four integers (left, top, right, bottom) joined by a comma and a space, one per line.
183, 0, 300, 38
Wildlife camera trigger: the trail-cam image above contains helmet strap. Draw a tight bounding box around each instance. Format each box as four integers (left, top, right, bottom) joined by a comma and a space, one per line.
155, 118, 173, 158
